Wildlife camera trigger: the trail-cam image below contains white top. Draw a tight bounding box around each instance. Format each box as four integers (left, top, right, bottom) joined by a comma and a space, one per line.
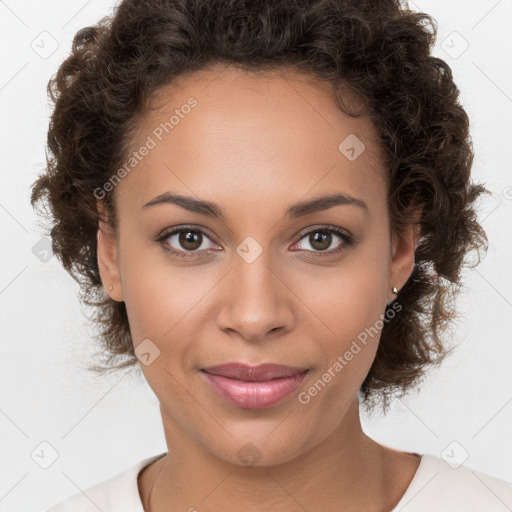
46, 452, 512, 511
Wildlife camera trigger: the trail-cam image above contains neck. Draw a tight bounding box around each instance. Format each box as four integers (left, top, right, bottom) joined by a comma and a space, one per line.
140, 398, 418, 512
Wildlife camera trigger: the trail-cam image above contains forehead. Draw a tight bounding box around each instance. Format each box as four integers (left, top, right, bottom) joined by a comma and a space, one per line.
116, 65, 388, 214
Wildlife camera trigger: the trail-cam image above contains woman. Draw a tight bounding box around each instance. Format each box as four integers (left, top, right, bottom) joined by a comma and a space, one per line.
31, 0, 512, 510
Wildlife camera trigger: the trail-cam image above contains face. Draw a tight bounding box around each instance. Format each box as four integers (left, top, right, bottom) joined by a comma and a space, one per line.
97, 65, 417, 466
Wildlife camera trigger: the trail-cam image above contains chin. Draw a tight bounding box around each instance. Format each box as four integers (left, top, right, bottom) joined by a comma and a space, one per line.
194, 419, 319, 469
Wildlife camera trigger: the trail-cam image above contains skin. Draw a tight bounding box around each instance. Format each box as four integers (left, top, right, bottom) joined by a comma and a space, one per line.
97, 64, 421, 512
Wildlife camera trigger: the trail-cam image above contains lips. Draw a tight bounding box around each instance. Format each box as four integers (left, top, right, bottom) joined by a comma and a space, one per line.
201, 363, 309, 409
202, 363, 308, 381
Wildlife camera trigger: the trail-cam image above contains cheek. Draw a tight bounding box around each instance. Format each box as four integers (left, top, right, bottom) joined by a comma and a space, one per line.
304, 243, 390, 345
296, 275, 385, 427
118, 241, 215, 378
118, 234, 190, 337
299, 240, 390, 392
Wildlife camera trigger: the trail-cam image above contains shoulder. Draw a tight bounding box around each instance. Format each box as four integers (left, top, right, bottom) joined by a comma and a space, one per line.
45, 453, 166, 512
393, 453, 512, 511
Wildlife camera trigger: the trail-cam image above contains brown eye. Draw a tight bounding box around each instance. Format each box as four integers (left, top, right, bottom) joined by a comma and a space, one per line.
291, 226, 354, 255
309, 231, 332, 251
158, 227, 219, 257
178, 230, 203, 251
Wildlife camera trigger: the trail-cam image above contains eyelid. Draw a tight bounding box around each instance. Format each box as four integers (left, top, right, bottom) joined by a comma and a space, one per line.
156, 224, 216, 242
294, 224, 354, 241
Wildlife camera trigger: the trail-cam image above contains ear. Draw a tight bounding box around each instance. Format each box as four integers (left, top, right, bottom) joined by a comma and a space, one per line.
96, 202, 124, 302
387, 213, 421, 304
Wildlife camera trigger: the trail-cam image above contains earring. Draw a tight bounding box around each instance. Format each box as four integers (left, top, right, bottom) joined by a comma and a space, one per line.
392, 285, 399, 294
109, 285, 113, 291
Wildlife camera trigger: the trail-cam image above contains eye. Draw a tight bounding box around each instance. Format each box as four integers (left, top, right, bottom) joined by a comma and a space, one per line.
291, 226, 354, 255
155, 226, 220, 259
154, 224, 355, 260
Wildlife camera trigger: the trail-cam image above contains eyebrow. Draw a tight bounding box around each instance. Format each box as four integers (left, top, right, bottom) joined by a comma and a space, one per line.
142, 191, 369, 218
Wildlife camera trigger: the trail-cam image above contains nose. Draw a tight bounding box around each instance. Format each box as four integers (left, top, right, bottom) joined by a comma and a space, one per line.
215, 250, 295, 343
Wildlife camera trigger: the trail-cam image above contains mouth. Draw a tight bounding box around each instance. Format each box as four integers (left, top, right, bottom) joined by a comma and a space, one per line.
200, 363, 310, 409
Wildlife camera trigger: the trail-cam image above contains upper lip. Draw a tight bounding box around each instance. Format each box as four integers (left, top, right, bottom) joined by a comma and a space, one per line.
202, 363, 309, 381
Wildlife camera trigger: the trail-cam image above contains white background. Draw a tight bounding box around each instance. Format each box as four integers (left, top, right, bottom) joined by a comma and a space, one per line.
1, 1, 511, 510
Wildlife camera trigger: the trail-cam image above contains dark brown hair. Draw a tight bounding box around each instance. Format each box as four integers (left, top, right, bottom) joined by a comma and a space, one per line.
30, 0, 488, 413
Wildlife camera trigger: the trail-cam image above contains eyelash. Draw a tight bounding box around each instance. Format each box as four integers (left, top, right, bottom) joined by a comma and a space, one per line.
153, 224, 355, 260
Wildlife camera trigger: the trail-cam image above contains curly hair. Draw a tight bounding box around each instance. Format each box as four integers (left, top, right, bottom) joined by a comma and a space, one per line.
30, 0, 488, 413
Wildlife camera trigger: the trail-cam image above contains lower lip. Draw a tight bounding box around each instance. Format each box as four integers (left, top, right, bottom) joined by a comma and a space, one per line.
201, 370, 309, 409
